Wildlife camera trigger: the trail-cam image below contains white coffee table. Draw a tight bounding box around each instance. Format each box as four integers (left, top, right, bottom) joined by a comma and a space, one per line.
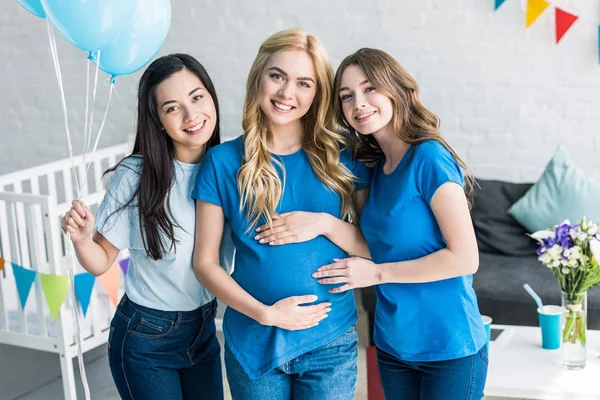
485, 324, 600, 399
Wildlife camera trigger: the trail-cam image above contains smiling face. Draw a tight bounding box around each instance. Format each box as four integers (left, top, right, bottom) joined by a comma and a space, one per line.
155, 68, 217, 162
258, 49, 317, 132
338, 64, 394, 136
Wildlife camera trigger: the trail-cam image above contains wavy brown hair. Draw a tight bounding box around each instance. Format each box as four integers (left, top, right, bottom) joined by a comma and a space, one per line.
238, 29, 357, 230
333, 48, 475, 207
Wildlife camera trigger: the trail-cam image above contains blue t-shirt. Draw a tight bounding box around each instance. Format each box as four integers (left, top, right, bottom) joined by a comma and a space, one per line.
95, 156, 235, 312
192, 136, 371, 379
360, 140, 486, 362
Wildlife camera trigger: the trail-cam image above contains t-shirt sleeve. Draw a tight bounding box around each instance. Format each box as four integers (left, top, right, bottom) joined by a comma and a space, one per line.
191, 150, 222, 207
94, 163, 140, 250
416, 142, 464, 204
340, 148, 373, 191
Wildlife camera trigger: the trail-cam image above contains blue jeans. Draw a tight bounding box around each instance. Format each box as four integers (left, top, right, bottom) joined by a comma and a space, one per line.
225, 325, 358, 400
377, 345, 488, 400
108, 295, 223, 400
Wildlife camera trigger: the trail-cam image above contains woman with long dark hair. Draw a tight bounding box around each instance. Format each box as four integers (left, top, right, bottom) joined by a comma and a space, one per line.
61, 53, 232, 400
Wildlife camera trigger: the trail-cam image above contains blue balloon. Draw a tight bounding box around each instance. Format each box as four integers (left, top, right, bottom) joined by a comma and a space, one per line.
95, 0, 171, 77
40, 0, 139, 52
16, 0, 46, 18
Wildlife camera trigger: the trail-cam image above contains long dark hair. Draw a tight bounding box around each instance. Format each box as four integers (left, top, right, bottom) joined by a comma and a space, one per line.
105, 53, 221, 260
333, 48, 475, 207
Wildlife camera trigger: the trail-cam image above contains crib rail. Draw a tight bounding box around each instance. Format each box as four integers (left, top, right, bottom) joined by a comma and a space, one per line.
0, 144, 129, 350
0, 143, 130, 213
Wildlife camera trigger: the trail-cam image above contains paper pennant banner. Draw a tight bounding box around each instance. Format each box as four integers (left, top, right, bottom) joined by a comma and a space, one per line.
494, 0, 507, 10
119, 258, 130, 276
526, 0, 550, 28
555, 8, 578, 44
74, 272, 96, 317
40, 274, 69, 321
12, 264, 36, 309
0, 257, 5, 272
98, 262, 120, 307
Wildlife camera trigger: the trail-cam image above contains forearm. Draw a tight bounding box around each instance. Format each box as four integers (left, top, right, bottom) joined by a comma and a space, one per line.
194, 261, 269, 324
72, 235, 112, 276
322, 213, 370, 258
378, 247, 479, 284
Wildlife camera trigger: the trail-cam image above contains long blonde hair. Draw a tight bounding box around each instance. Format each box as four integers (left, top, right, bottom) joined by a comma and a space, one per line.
333, 48, 475, 207
238, 29, 357, 229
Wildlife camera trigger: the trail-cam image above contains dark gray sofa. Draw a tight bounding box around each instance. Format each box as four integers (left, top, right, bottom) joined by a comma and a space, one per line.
360, 179, 600, 346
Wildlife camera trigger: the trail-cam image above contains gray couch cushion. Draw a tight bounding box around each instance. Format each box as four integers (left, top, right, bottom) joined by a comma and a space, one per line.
472, 179, 538, 256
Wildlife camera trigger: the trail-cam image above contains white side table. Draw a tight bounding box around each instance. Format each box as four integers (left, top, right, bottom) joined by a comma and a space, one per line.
485, 324, 600, 399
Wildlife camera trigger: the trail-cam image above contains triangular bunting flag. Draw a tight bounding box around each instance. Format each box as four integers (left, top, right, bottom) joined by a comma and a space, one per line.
40, 274, 69, 321
494, 0, 507, 10
526, 0, 550, 28
12, 264, 36, 309
74, 272, 96, 317
0, 257, 5, 271
119, 258, 130, 276
98, 262, 120, 307
555, 8, 578, 44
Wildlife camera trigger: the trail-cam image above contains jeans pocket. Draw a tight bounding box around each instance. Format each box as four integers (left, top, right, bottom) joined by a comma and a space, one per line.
478, 346, 489, 365
129, 313, 175, 339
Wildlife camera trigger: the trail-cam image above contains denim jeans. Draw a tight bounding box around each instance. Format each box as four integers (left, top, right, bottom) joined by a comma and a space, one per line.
108, 295, 223, 400
225, 325, 358, 400
377, 345, 488, 400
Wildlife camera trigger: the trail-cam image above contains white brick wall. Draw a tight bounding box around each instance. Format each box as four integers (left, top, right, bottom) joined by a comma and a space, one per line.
2, 0, 599, 182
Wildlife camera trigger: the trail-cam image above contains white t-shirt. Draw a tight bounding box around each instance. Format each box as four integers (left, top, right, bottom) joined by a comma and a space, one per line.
95, 155, 234, 311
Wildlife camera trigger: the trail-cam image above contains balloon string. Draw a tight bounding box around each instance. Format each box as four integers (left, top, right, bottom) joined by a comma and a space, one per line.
81, 57, 90, 192
79, 51, 101, 199
46, 19, 91, 400
65, 236, 91, 400
79, 82, 114, 193
45, 18, 79, 192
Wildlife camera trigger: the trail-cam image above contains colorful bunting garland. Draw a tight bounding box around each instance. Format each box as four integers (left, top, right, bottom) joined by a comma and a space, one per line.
555, 8, 579, 44
74, 272, 96, 316
494, 0, 599, 63
495, 0, 507, 11
526, 0, 550, 29
98, 262, 120, 307
0, 256, 129, 321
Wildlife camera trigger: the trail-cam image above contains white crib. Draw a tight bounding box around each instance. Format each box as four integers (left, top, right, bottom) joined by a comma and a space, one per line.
0, 143, 130, 399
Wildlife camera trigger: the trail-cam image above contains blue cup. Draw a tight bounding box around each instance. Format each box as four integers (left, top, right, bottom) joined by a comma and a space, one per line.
482, 315, 492, 343
537, 305, 565, 350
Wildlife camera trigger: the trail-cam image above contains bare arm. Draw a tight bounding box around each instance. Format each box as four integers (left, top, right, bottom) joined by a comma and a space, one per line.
194, 200, 330, 330
314, 183, 479, 292
61, 200, 119, 276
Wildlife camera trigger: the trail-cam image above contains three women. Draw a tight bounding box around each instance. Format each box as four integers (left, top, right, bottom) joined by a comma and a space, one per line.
62, 31, 487, 400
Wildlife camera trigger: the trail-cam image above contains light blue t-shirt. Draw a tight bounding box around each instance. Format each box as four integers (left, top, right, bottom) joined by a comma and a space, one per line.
95, 155, 235, 312
360, 140, 486, 362
192, 136, 371, 379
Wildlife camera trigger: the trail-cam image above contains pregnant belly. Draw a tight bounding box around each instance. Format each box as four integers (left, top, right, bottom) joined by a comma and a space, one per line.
233, 240, 345, 305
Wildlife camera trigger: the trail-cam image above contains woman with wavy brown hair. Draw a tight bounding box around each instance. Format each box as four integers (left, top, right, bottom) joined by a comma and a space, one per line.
313, 48, 488, 399
192, 30, 371, 399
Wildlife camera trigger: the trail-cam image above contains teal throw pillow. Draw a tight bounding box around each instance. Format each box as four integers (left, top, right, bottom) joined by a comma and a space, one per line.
508, 146, 600, 233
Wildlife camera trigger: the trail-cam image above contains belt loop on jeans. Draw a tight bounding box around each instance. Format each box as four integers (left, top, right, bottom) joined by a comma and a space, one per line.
174, 311, 182, 329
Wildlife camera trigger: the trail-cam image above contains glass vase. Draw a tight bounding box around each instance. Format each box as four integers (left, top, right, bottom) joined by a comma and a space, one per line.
561, 291, 587, 370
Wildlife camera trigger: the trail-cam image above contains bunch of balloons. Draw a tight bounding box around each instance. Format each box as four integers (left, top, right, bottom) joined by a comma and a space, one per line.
16, 0, 171, 78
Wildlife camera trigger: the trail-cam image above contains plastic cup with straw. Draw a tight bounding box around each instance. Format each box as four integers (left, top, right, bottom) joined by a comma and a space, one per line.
524, 283, 564, 350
